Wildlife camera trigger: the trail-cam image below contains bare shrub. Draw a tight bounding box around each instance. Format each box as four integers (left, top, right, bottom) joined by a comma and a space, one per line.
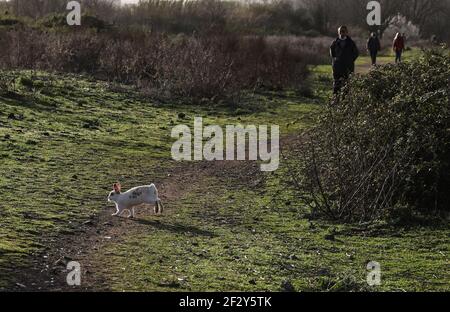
0, 28, 312, 103
288, 49, 450, 222
265, 35, 332, 65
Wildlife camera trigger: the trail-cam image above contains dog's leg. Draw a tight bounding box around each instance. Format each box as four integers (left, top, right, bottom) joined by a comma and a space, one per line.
132, 207, 136, 218
118, 207, 128, 218
158, 199, 164, 214
112, 205, 120, 216
126, 209, 133, 218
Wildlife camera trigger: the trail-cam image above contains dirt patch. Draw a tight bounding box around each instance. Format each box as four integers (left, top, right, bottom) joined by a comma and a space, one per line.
8, 154, 266, 291
356, 58, 392, 74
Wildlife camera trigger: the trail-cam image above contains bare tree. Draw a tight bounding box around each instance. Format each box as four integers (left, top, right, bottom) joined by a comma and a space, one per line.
405, 0, 448, 36
9, 0, 66, 18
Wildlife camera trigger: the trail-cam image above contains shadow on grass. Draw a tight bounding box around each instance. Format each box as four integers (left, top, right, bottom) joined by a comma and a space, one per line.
132, 218, 216, 237
335, 217, 450, 237
0, 94, 58, 112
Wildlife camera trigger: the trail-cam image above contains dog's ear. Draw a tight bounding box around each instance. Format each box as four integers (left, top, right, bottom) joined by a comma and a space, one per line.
113, 182, 121, 193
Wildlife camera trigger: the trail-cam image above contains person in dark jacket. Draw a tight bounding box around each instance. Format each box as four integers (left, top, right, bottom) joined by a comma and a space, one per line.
330, 26, 359, 94
367, 32, 381, 65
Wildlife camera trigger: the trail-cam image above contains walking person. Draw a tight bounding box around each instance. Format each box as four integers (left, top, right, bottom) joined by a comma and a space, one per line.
367, 32, 381, 66
330, 26, 359, 94
393, 33, 405, 63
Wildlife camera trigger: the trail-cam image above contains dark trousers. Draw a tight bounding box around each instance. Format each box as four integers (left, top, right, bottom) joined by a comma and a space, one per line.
333, 70, 350, 94
370, 51, 378, 65
395, 50, 402, 63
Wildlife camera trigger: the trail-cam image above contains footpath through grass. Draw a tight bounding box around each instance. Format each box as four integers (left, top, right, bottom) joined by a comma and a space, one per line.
0, 51, 448, 291
87, 51, 449, 292
0, 70, 317, 289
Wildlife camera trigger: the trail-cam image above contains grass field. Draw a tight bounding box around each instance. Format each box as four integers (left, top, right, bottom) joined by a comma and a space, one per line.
0, 50, 448, 291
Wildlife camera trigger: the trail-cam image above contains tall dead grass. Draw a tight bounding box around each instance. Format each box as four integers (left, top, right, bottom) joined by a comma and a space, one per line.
0, 28, 327, 103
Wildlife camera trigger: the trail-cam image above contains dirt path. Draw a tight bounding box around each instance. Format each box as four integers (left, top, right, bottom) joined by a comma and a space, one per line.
355, 57, 392, 74
10, 57, 388, 291
12, 155, 263, 291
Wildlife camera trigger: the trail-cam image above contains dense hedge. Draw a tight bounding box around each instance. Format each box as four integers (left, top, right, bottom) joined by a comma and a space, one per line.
297, 48, 450, 222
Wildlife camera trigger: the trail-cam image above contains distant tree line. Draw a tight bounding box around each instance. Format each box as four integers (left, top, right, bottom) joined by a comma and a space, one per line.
301, 0, 450, 41
0, 0, 448, 41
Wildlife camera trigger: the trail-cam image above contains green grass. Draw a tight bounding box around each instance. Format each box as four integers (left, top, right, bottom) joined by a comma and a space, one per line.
96, 147, 449, 292
379, 47, 423, 61
1, 52, 448, 291
92, 53, 449, 292
0, 70, 318, 289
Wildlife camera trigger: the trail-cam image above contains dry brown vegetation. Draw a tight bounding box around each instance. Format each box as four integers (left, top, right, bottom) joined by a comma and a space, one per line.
0, 28, 330, 102
1, 0, 448, 103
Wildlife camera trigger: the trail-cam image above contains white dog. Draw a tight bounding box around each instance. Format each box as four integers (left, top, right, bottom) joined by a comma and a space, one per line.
107, 182, 164, 218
